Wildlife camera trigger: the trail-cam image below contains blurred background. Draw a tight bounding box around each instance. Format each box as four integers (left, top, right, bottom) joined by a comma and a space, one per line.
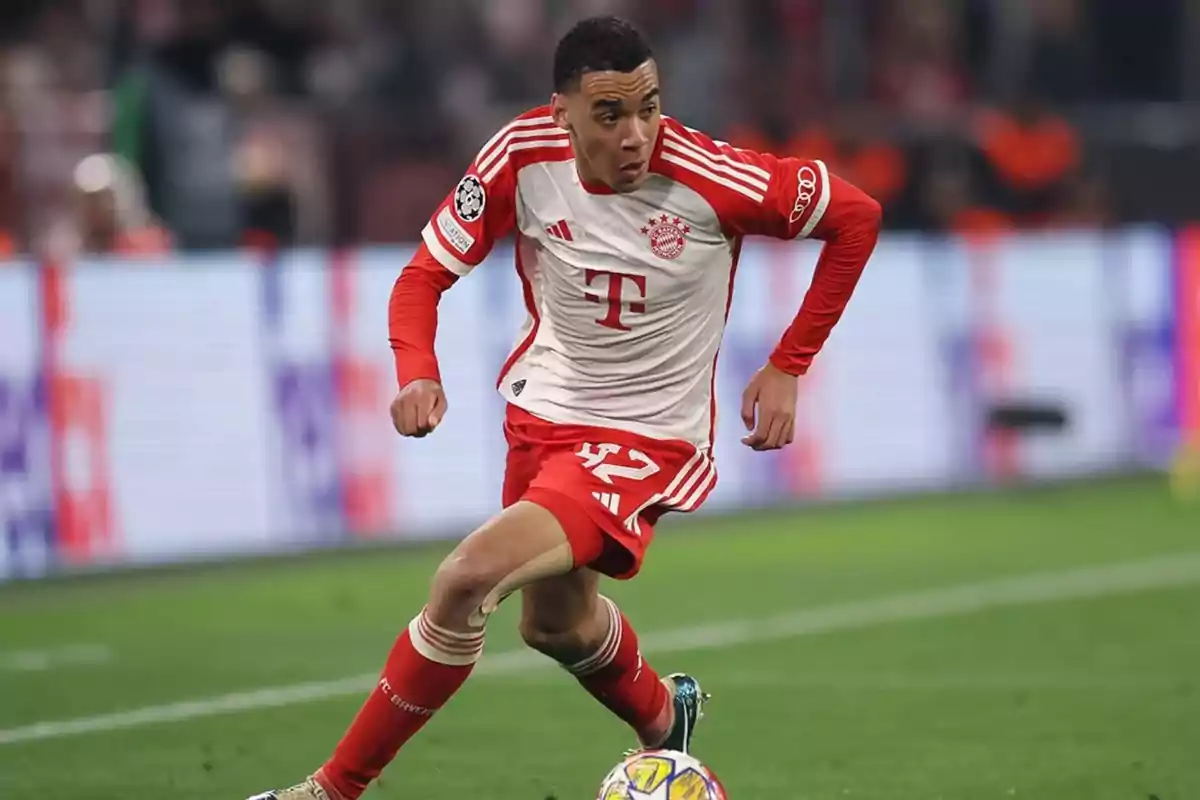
0, 0, 1196, 581
3, 3, 1200, 799
0, 0, 1197, 582
0, 0, 1199, 254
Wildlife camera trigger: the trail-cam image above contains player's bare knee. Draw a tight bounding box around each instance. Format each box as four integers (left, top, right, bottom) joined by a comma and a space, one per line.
428, 552, 499, 625
427, 504, 576, 629
519, 617, 597, 663
519, 621, 571, 659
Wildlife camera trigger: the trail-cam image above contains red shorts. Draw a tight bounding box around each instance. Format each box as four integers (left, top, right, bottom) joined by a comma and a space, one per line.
502, 404, 717, 579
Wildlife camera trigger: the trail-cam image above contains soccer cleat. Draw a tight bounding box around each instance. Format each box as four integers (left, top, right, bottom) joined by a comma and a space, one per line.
658, 672, 709, 754
625, 672, 710, 757
245, 776, 333, 800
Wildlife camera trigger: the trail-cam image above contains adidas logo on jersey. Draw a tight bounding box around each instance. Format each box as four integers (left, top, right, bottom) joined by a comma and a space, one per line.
592, 491, 621, 514
511, 379, 526, 396
545, 219, 574, 241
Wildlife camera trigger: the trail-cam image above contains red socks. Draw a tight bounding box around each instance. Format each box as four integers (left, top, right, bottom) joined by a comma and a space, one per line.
319, 609, 483, 800
565, 596, 672, 746
316, 598, 666, 799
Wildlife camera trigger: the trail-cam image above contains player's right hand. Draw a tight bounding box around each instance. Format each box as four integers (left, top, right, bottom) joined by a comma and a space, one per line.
390, 379, 447, 438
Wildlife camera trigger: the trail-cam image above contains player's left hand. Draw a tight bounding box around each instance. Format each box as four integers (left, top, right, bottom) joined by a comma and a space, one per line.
740, 362, 798, 451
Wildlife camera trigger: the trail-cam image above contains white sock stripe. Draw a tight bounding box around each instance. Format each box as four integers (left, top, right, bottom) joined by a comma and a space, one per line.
417, 631, 483, 658
566, 634, 615, 676
409, 615, 484, 666
415, 627, 482, 658
408, 619, 482, 666
567, 596, 622, 676
567, 637, 619, 676
566, 619, 618, 676
600, 595, 621, 655
419, 609, 485, 642
416, 615, 484, 655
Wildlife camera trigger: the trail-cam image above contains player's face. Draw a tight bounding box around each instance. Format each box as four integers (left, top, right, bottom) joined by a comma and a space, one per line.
553, 60, 661, 193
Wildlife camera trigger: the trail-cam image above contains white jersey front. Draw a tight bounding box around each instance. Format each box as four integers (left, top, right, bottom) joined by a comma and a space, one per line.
421, 106, 832, 450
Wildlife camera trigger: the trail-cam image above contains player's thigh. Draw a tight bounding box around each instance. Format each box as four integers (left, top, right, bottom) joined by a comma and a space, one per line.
527, 443, 690, 579
430, 500, 576, 620
521, 568, 601, 634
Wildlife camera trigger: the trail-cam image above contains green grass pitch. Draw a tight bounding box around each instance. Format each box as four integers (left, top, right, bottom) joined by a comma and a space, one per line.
1, 474, 1198, 800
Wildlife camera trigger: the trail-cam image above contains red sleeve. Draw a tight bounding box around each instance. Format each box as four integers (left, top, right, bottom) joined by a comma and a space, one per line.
393, 108, 556, 388
388, 242, 458, 388
768, 174, 882, 375
419, 119, 523, 276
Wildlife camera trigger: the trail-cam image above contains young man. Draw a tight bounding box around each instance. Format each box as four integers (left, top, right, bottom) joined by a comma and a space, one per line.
250, 15, 880, 800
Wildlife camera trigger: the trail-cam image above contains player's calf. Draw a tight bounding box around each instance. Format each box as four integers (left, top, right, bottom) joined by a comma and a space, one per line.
518, 569, 607, 663
521, 577, 678, 749
248, 501, 581, 800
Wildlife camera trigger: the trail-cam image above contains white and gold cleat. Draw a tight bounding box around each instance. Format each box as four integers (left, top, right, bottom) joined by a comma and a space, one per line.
246, 775, 333, 800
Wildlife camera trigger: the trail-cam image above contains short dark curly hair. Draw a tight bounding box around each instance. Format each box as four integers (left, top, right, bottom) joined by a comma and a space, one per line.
552, 16, 654, 93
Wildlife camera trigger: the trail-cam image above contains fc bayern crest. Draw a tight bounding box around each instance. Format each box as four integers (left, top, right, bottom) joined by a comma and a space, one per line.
641, 214, 690, 260
453, 175, 486, 222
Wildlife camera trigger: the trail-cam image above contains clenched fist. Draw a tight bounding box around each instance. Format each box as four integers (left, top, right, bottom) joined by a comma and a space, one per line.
740, 362, 799, 451
390, 379, 447, 438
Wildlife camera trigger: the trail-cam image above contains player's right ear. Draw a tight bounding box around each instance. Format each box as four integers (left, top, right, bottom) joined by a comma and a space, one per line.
550, 94, 572, 132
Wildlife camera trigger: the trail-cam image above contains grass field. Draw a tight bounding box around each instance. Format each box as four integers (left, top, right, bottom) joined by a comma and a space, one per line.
1, 474, 1199, 800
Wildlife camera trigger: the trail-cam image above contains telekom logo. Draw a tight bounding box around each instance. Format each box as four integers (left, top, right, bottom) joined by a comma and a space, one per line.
584, 269, 647, 331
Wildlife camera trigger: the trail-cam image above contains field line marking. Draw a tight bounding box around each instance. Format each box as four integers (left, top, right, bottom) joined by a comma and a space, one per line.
2, 551, 1198, 746
0, 644, 115, 673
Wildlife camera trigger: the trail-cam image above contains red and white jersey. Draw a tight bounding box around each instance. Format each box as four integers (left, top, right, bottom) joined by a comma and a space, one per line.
420, 106, 837, 451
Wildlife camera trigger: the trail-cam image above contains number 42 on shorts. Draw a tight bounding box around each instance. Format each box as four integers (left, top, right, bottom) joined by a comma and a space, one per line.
576, 442, 661, 484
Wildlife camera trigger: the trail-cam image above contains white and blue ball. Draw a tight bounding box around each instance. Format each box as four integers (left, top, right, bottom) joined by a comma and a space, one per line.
596, 749, 726, 800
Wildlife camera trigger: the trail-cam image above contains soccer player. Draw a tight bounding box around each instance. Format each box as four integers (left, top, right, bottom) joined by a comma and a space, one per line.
250, 15, 880, 800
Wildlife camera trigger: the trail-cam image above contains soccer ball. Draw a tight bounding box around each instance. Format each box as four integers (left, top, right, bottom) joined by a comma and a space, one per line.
596, 749, 726, 800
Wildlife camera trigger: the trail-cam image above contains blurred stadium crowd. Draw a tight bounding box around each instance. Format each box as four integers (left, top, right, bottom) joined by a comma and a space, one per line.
1, 0, 1198, 258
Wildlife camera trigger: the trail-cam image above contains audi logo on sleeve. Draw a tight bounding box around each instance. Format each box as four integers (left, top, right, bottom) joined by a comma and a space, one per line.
789, 166, 818, 224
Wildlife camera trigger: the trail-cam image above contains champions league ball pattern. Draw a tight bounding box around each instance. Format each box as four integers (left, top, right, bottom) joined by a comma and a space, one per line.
596, 750, 726, 800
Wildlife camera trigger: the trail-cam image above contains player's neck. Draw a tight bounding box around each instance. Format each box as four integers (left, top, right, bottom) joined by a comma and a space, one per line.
575, 166, 616, 195
572, 144, 618, 195
577, 169, 617, 195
